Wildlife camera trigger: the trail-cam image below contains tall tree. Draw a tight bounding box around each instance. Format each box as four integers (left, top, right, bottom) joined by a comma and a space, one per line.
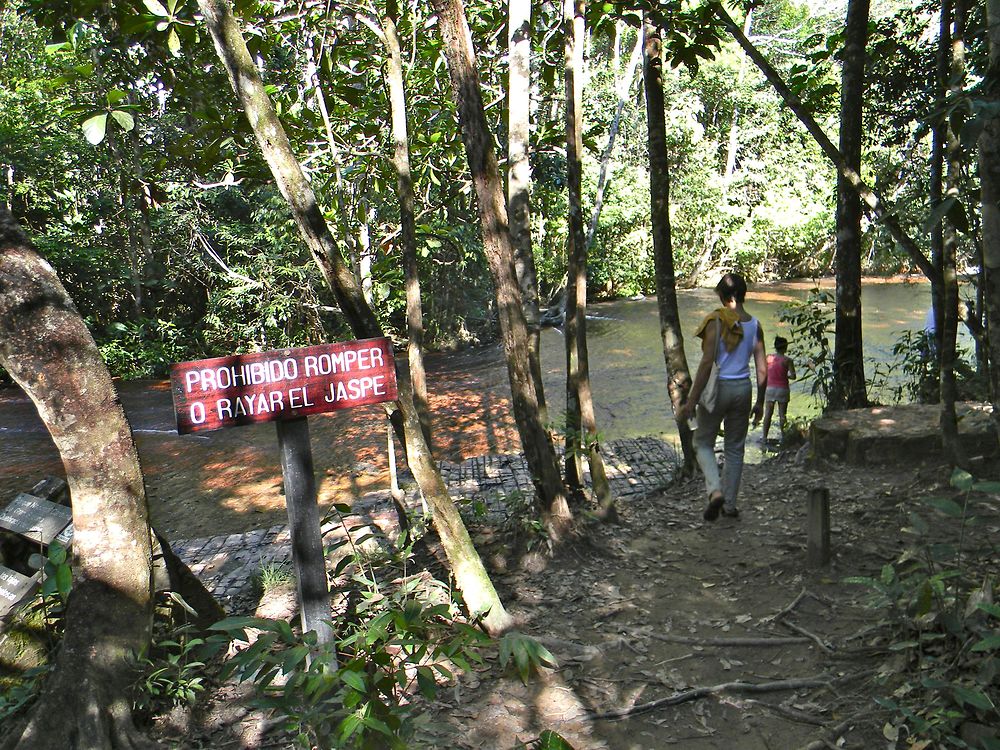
643, 14, 696, 473
563, 0, 586, 493
0, 207, 156, 749
430, 0, 574, 538
584, 28, 643, 254
929, 0, 951, 361
358, 2, 434, 449
507, 0, 548, 425
830, 0, 870, 410
563, 0, 614, 514
981, 0, 1000, 445
196, 0, 513, 634
939, 0, 967, 464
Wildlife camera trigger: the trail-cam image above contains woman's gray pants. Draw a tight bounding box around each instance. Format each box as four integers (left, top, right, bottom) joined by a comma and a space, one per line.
694, 378, 751, 511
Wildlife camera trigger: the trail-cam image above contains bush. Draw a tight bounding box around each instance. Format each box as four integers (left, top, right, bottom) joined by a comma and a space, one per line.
846, 469, 1000, 748
98, 318, 198, 378
202, 504, 490, 749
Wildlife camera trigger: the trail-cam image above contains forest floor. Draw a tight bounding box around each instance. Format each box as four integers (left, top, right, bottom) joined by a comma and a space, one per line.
161, 443, 1000, 750
410, 449, 999, 750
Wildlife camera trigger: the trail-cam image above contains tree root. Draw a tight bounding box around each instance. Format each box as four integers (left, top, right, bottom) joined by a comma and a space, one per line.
780, 619, 835, 654
743, 698, 828, 726
2, 583, 163, 750
765, 587, 809, 622
7, 681, 162, 750
794, 709, 878, 750
640, 630, 811, 647
589, 670, 874, 721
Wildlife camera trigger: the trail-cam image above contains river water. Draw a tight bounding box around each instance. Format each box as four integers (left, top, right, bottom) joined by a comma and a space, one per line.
534, 278, 943, 448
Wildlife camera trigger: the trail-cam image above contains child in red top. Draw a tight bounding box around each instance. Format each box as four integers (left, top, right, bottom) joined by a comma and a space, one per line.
760, 336, 795, 445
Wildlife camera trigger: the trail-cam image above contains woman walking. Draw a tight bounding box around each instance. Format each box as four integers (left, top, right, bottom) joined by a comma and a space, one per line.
676, 273, 768, 521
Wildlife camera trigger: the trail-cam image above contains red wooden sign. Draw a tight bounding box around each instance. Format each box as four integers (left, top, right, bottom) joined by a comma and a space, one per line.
170, 337, 397, 434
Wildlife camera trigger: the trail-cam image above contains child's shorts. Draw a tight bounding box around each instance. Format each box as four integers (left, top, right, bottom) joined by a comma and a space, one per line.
765, 386, 790, 403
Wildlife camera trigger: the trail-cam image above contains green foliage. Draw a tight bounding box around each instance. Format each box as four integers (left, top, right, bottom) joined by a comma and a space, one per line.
778, 289, 834, 407
39, 540, 72, 604
889, 330, 940, 405
0, 0, 959, 376
588, 165, 654, 298
881, 328, 987, 407
0, 541, 73, 726
203, 505, 490, 749
98, 318, 197, 378
0, 666, 50, 727
133, 623, 207, 711
514, 730, 577, 750
498, 632, 558, 685
846, 469, 1000, 748
208, 600, 486, 749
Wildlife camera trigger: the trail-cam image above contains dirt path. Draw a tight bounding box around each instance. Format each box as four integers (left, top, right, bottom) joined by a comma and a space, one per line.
417, 452, 970, 750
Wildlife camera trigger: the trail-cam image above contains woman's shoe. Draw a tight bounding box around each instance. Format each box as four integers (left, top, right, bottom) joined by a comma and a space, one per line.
721, 507, 740, 519
703, 493, 725, 521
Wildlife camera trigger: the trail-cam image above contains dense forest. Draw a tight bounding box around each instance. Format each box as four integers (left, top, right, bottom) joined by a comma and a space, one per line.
2, 0, 1000, 748
3, 0, 972, 371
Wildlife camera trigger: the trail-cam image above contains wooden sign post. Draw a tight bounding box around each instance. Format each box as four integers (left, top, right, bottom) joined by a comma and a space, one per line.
170, 338, 397, 643
806, 486, 831, 567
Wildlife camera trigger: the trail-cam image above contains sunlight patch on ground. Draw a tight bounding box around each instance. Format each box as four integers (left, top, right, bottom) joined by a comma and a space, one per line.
220, 480, 285, 513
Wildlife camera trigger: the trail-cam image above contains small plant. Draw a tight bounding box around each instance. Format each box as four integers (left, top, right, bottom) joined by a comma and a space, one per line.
133, 623, 207, 711
891, 329, 940, 404
846, 469, 1000, 748
498, 632, 558, 685
514, 730, 577, 749
0, 666, 50, 727
888, 328, 987, 406
778, 288, 834, 408
257, 561, 294, 593
39, 540, 72, 605
207, 596, 487, 748
31, 540, 72, 645
204, 503, 490, 749
0, 543, 74, 727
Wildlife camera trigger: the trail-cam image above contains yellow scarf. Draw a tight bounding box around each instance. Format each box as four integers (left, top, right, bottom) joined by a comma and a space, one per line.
695, 307, 744, 352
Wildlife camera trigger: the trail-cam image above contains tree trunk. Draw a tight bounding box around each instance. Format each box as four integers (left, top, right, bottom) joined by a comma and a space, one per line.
644, 17, 696, 472
430, 0, 573, 539
689, 10, 752, 288
564, 0, 614, 515
830, 0, 869, 410
107, 127, 145, 320
507, 0, 548, 426
981, 0, 1000, 445
0, 208, 158, 750
584, 31, 643, 254
929, 0, 950, 363
563, 0, 585, 493
197, 0, 513, 634
940, 0, 967, 465
381, 4, 434, 450
710, 2, 939, 286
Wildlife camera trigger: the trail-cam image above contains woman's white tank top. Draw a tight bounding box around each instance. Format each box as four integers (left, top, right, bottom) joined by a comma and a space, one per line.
717, 317, 757, 380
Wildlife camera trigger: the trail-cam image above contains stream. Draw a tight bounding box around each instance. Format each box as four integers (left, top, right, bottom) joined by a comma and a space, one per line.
532, 277, 949, 451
